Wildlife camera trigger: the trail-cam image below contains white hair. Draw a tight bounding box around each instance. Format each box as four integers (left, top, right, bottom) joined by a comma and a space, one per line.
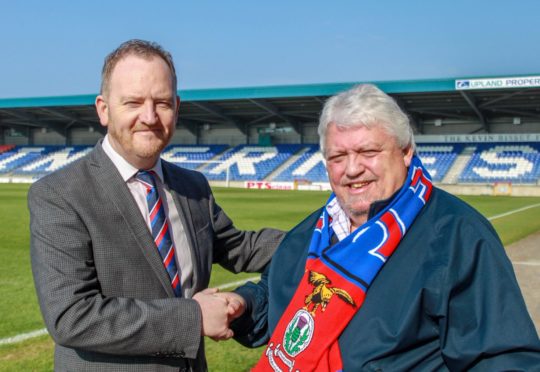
318, 84, 415, 157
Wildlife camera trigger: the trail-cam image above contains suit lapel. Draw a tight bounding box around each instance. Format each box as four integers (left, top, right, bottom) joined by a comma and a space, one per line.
88, 143, 176, 297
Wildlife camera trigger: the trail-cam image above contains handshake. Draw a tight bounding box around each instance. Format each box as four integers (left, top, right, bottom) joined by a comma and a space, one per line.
193, 288, 246, 341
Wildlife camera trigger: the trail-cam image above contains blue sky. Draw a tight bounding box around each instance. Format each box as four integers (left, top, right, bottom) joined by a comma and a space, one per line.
1, 0, 539, 98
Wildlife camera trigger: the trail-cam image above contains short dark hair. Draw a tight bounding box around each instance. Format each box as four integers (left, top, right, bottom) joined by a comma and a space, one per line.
100, 39, 177, 96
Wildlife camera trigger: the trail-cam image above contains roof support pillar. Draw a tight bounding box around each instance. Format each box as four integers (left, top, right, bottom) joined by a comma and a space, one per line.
459, 91, 488, 132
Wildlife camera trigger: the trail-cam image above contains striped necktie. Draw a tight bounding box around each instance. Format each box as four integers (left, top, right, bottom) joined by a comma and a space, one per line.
136, 170, 181, 297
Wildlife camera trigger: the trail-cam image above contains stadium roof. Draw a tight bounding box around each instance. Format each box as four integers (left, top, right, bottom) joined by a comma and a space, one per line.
1, 73, 540, 138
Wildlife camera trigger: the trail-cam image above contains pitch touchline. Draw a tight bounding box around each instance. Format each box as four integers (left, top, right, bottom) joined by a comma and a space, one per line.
512, 261, 540, 266
4, 204, 540, 346
488, 203, 540, 221
0, 276, 262, 346
217, 275, 260, 290
0, 328, 48, 346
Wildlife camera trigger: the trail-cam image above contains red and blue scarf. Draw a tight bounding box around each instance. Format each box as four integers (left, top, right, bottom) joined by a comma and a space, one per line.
253, 156, 433, 372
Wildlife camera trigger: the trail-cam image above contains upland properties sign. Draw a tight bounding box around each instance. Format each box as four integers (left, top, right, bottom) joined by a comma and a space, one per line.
456, 76, 540, 90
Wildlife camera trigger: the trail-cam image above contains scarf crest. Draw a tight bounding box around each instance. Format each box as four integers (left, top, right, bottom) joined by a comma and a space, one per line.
253, 156, 432, 372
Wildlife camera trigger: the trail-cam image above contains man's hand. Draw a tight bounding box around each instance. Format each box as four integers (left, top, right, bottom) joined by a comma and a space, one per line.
214, 291, 246, 322
193, 288, 240, 341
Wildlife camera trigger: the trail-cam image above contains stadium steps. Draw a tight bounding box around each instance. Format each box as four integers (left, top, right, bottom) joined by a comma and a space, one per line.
442, 146, 476, 184
265, 146, 311, 181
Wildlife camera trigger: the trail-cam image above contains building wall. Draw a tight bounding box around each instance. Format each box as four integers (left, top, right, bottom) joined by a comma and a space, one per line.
3, 128, 29, 145
302, 124, 319, 144
32, 128, 66, 145
69, 127, 103, 145
199, 124, 246, 146
171, 127, 197, 144
248, 124, 301, 145
4, 118, 540, 147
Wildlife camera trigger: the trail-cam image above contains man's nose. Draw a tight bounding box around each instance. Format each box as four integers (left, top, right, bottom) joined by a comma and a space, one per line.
140, 102, 158, 125
345, 155, 364, 177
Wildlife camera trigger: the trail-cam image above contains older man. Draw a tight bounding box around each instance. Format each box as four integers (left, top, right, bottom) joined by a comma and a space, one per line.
230, 84, 540, 371
29, 39, 283, 371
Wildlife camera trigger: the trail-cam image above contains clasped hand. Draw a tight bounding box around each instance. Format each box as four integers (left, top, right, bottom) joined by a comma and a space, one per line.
193, 288, 246, 341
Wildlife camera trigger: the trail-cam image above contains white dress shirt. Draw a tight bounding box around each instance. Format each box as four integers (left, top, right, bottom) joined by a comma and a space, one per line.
102, 135, 194, 297
326, 197, 352, 242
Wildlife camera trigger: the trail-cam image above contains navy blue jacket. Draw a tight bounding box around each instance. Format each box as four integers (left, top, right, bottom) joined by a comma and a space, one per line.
233, 188, 540, 371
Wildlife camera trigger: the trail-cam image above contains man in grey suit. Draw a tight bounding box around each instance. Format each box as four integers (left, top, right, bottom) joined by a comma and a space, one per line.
28, 39, 283, 371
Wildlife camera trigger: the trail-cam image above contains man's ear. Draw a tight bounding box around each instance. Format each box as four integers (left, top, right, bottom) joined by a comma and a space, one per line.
95, 95, 109, 128
175, 95, 181, 116
403, 145, 414, 167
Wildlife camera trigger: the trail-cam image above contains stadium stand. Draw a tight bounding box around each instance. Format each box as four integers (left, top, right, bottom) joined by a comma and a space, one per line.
274, 145, 328, 183
1, 75, 540, 195
10, 146, 92, 178
459, 143, 540, 184
1, 142, 540, 186
0, 146, 52, 174
416, 144, 463, 183
0, 144, 15, 154
203, 144, 303, 181
161, 144, 229, 170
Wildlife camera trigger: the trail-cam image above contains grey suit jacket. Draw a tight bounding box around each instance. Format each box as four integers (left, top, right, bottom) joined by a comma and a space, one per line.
28, 142, 283, 371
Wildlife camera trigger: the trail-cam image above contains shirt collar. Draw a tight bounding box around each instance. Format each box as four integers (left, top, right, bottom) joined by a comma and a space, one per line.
326, 197, 351, 241
326, 188, 402, 240
102, 134, 164, 183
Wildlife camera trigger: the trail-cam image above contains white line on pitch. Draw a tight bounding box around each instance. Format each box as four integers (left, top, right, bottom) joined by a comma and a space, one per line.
0, 276, 262, 346
512, 261, 540, 266
488, 203, 540, 221
216, 275, 260, 290
0, 328, 48, 346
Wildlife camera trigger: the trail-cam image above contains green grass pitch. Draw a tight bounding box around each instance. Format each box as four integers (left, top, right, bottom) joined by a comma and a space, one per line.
0, 184, 539, 371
